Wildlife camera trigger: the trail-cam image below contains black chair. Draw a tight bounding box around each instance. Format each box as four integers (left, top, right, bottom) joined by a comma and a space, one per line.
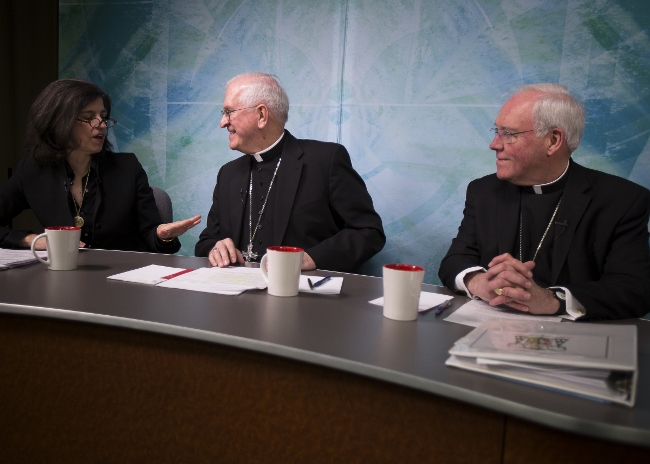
151, 186, 173, 223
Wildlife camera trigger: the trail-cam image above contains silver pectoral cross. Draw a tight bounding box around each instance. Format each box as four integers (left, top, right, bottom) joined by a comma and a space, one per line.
242, 243, 258, 262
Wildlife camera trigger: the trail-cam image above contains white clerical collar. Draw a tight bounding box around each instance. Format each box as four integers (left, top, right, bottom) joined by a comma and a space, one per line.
251, 132, 285, 162
531, 162, 570, 194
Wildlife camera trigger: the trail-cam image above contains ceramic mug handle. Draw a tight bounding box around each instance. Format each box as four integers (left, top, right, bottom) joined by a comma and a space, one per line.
259, 253, 269, 282
30, 232, 49, 264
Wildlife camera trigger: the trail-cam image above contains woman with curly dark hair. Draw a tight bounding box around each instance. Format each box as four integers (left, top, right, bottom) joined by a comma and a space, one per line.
0, 79, 200, 251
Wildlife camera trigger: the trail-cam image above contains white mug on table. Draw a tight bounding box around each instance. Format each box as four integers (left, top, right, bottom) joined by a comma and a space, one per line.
382, 263, 425, 321
260, 246, 304, 297
30, 226, 81, 271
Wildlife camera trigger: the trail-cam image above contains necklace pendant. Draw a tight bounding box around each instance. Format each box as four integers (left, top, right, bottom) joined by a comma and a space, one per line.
72, 166, 91, 230
242, 243, 258, 262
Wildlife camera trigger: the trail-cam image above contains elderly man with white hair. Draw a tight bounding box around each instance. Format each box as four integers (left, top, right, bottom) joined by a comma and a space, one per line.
195, 72, 385, 273
439, 83, 650, 320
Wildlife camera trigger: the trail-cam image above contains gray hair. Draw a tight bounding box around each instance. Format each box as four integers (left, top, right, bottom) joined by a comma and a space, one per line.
227, 72, 289, 124
516, 83, 585, 152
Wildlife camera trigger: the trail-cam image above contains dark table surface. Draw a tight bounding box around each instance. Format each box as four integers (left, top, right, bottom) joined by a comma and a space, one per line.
1, 249, 649, 446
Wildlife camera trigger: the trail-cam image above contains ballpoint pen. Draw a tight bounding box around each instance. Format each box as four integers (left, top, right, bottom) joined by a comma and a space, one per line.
434, 299, 452, 316
308, 276, 331, 290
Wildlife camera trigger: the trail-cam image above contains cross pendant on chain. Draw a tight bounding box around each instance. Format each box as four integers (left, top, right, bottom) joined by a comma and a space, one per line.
242, 243, 258, 262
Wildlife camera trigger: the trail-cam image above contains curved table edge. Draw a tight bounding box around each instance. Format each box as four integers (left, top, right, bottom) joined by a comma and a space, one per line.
1, 301, 648, 448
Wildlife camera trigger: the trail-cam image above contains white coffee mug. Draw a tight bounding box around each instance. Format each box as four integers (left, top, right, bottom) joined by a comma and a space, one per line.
31, 226, 81, 271
382, 263, 425, 321
260, 246, 304, 297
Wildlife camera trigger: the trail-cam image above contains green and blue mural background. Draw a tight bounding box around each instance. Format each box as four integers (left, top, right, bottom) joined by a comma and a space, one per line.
59, 0, 650, 283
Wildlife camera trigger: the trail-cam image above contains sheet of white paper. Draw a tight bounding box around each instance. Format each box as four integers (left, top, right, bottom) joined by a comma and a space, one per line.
107, 264, 187, 285
0, 248, 48, 269
156, 266, 266, 295
444, 298, 562, 327
299, 276, 343, 294
369, 292, 453, 312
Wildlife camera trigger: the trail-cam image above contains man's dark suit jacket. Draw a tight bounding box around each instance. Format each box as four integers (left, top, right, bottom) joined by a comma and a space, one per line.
195, 131, 385, 272
438, 160, 650, 320
0, 153, 180, 253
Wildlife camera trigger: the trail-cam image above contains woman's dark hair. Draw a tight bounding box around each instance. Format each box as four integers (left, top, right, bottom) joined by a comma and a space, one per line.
25, 79, 113, 164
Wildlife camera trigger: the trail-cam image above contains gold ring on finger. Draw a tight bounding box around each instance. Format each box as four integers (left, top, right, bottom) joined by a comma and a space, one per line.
494, 288, 503, 296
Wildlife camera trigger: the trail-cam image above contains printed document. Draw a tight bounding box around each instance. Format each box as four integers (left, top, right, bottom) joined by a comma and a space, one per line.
446, 319, 637, 406
0, 248, 47, 269
108, 265, 267, 295
444, 298, 562, 327
156, 267, 266, 295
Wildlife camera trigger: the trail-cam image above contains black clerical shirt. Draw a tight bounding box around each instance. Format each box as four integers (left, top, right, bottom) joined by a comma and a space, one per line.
238, 136, 286, 262
516, 168, 569, 288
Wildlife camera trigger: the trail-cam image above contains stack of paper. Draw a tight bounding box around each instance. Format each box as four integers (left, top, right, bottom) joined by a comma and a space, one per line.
108, 265, 346, 296
108, 265, 267, 295
156, 266, 266, 295
0, 248, 48, 270
446, 319, 637, 406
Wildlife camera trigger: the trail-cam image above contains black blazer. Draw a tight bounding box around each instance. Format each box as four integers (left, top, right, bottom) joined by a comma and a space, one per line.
0, 153, 180, 253
438, 160, 650, 320
195, 131, 385, 272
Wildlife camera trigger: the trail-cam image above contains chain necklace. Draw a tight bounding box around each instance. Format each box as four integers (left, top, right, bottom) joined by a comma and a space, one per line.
519, 197, 562, 262
72, 166, 91, 228
242, 157, 282, 262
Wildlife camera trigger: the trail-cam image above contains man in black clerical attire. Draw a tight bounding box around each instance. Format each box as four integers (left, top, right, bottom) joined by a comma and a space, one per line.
195, 72, 385, 273
439, 83, 650, 320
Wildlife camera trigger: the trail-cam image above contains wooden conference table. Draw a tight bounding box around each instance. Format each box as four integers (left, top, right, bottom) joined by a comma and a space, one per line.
1, 249, 649, 463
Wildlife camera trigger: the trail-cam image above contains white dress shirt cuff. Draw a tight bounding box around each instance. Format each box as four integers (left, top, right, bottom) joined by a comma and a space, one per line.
454, 267, 486, 299
551, 286, 587, 320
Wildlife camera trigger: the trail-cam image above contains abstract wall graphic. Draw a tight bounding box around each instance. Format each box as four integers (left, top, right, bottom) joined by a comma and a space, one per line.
60, 0, 650, 283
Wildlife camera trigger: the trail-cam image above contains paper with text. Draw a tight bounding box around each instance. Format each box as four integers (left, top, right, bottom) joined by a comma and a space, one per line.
0, 248, 48, 269
156, 266, 266, 295
444, 298, 562, 327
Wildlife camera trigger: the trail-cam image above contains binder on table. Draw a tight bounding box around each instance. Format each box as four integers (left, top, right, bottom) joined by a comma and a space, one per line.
446, 319, 637, 406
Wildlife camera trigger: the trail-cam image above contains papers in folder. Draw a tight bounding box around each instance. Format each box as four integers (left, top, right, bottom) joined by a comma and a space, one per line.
446, 318, 638, 406
108, 265, 266, 295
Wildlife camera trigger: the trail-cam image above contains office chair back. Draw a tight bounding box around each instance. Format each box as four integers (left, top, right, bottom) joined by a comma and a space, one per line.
151, 186, 173, 223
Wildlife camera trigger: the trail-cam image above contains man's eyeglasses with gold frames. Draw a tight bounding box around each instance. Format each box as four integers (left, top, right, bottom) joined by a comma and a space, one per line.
220, 105, 260, 122
490, 127, 534, 144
